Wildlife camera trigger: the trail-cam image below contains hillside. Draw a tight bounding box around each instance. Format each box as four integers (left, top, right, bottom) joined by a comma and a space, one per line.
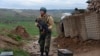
0, 8, 73, 23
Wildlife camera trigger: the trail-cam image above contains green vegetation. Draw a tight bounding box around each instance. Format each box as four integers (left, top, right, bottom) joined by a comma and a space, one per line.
7, 34, 22, 41
0, 21, 57, 37
0, 9, 73, 56
0, 9, 72, 37
0, 9, 74, 37
13, 49, 30, 56
0, 20, 57, 56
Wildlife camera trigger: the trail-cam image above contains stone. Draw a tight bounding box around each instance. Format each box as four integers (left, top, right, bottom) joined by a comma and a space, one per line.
58, 49, 73, 56
0, 51, 13, 56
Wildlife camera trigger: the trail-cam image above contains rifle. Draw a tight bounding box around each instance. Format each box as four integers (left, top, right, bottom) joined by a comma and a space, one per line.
35, 18, 50, 33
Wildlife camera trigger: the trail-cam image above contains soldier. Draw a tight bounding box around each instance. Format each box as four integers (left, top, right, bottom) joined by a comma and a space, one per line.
35, 7, 54, 56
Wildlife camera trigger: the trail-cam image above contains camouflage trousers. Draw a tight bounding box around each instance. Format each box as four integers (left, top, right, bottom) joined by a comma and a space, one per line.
38, 30, 51, 54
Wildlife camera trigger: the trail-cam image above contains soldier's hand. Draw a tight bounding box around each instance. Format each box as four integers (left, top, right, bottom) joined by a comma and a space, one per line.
35, 22, 38, 26
48, 26, 52, 30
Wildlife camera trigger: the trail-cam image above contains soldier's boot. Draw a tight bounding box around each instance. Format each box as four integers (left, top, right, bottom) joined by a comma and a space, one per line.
40, 52, 44, 56
40, 48, 44, 56
45, 51, 49, 56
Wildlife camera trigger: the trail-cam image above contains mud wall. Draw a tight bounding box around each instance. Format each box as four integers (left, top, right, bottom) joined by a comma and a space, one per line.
85, 12, 100, 39
57, 12, 100, 40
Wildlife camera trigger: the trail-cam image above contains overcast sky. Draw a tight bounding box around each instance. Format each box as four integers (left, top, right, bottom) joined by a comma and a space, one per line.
0, 0, 88, 9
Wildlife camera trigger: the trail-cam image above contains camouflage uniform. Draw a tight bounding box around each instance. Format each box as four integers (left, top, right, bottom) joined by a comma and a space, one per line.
36, 14, 54, 56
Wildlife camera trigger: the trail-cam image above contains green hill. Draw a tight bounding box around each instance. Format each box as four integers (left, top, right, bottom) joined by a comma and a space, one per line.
0, 8, 73, 23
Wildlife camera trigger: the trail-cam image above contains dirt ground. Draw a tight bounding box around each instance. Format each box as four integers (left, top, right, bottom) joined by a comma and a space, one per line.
22, 36, 100, 56
54, 36, 100, 56
74, 49, 100, 56
11, 26, 30, 38
0, 35, 19, 48
0, 35, 100, 56
22, 37, 58, 56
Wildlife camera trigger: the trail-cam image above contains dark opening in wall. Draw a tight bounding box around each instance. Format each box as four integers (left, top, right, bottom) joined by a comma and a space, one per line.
60, 22, 65, 37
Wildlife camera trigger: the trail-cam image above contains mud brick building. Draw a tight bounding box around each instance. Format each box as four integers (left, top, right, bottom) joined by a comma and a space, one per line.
56, 12, 100, 40
56, 0, 100, 40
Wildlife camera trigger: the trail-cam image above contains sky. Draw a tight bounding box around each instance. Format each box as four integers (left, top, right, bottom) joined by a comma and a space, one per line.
0, 0, 88, 9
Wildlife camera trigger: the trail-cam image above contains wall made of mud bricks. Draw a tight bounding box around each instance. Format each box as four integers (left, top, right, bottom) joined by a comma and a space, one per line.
85, 12, 100, 39
57, 12, 100, 40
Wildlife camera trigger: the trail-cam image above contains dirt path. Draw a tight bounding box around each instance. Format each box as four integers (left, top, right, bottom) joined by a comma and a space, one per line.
22, 37, 100, 56
22, 37, 57, 56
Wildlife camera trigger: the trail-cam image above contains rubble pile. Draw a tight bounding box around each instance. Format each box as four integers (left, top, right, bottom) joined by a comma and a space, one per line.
12, 26, 30, 38
87, 0, 100, 13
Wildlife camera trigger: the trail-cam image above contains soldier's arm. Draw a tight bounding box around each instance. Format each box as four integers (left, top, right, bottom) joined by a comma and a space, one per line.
35, 16, 41, 27
35, 18, 39, 27
48, 16, 54, 29
35, 22, 38, 26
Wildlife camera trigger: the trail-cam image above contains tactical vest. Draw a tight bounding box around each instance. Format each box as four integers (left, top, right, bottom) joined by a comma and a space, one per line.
40, 15, 50, 25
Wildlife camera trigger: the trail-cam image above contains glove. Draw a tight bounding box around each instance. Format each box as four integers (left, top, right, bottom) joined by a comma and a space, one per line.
48, 26, 52, 30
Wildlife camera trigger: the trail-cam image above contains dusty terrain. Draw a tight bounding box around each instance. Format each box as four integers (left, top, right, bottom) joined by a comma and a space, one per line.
11, 26, 30, 38
0, 35, 100, 56
21, 36, 100, 56
74, 49, 100, 56
0, 35, 19, 48
55, 36, 100, 56
22, 37, 58, 56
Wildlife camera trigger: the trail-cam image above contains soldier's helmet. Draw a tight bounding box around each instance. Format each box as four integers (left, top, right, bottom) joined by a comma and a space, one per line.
40, 7, 47, 13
